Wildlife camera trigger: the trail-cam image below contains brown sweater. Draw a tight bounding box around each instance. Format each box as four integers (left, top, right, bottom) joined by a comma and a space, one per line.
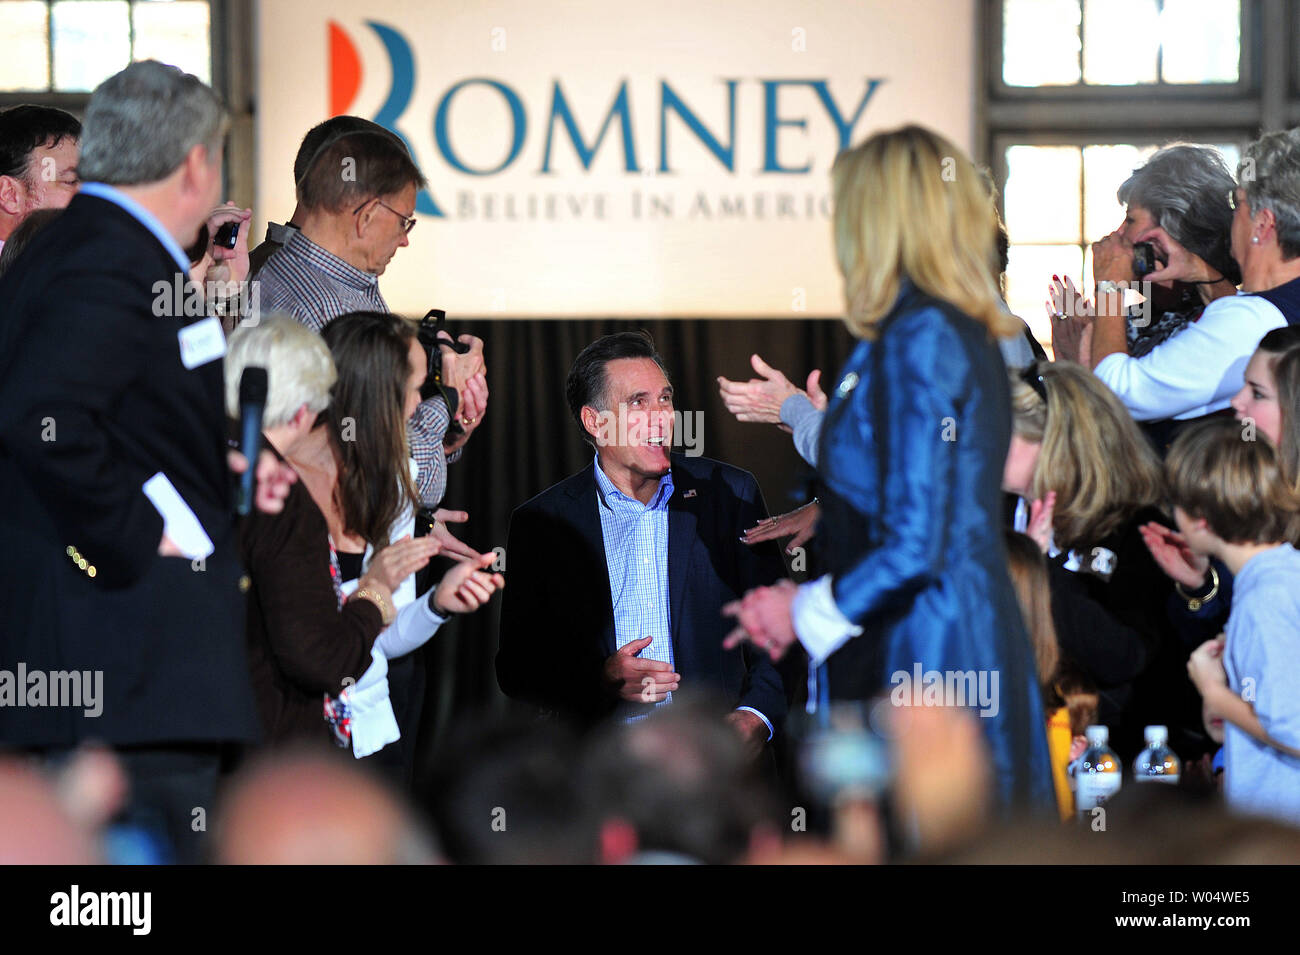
238, 456, 383, 747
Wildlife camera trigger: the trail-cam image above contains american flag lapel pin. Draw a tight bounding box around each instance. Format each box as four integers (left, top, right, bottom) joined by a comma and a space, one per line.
683, 489, 697, 499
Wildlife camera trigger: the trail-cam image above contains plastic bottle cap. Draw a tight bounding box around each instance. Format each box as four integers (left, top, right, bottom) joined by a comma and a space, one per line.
1085, 724, 1108, 747
1144, 725, 1168, 746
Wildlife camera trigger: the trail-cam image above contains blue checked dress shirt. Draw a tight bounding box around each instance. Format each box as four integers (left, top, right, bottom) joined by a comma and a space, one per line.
593, 458, 676, 719
592, 459, 773, 738
255, 230, 459, 507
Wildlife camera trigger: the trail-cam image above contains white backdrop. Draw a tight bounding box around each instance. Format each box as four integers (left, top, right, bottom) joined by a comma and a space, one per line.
255, 0, 975, 316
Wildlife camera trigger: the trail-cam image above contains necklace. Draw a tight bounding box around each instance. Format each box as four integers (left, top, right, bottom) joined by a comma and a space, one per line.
326, 535, 344, 610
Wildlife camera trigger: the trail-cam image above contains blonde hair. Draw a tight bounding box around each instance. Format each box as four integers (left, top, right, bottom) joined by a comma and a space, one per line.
1010, 361, 1164, 550
224, 314, 336, 429
831, 124, 1019, 340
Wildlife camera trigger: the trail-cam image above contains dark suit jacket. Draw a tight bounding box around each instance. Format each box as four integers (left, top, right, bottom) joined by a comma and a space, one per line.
0, 193, 260, 747
496, 453, 790, 732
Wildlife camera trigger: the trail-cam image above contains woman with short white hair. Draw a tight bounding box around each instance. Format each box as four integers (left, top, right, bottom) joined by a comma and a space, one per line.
228, 315, 501, 755
1060, 131, 1300, 432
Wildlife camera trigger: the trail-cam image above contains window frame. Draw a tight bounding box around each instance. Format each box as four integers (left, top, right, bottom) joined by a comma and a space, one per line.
989, 0, 1257, 102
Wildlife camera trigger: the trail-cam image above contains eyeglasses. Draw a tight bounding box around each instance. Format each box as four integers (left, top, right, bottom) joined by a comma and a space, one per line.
353, 197, 416, 234
1228, 189, 1245, 212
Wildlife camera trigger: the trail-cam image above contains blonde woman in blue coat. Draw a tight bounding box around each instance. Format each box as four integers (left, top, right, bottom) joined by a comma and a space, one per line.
725, 125, 1055, 813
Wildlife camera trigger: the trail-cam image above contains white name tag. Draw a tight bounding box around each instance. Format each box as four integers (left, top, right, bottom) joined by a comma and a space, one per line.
177, 316, 226, 369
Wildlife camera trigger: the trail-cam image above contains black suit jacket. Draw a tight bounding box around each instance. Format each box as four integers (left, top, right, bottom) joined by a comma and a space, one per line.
496, 453, 790, 732
0, 193, 260, 747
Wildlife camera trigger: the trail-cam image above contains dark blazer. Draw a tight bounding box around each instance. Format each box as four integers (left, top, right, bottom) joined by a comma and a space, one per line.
496, 453, 790, 732
0, 193, 260, 747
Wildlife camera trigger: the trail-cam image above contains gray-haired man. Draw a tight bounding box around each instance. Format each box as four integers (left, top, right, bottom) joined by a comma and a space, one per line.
0, 61, 291, 862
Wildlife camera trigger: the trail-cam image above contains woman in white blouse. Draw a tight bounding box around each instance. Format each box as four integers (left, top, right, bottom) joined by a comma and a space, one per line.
1053, 133, 1300, 429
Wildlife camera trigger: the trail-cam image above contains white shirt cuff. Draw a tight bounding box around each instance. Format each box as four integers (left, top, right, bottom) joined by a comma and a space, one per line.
345, 648, 400, 759
735, 706, 773, 741
792, 575, 863, 666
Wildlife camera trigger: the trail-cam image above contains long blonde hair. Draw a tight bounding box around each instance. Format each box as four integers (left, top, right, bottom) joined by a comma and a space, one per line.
831, 124, 1019, 340
1011, 361, 1165, 550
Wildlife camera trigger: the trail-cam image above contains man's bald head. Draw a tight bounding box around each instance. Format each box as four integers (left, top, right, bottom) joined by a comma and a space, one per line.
215, 750, 438, 864
0, 758, 98, 864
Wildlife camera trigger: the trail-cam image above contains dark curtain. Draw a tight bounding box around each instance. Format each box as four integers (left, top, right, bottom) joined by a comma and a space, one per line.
412, 316, 857, 781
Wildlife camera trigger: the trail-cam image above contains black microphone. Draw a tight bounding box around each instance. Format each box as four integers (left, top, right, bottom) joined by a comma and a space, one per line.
236, 366, 268, 516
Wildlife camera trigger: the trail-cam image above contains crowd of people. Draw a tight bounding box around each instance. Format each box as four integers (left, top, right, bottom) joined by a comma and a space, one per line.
1, 60, 1298, 865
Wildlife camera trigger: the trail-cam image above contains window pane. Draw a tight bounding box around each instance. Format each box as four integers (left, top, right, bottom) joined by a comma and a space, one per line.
1005, 244, 1084, 356
1002, 0, 1081, 87
1159, 0, 1240, 83
1004, 145, 1082, 244
0, 2, 50, 91
132, 1, 211, 83
1084, 144, 1155, 241
1215, 142, 1241, 175
1082, 0, 1159, 85
52, 1, 130, 92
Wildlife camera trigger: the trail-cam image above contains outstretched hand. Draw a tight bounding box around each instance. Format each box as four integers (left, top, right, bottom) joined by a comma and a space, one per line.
432, 551, 505, 615
430, 508, 482, 561
743, 501, 820, 552
1138, 521, 1210, 590
717, 354, 802, 425
722, 580, 799, 660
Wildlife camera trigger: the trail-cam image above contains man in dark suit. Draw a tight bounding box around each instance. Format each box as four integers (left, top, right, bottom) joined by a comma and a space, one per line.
0, 62, 288, 861
497, 332, 789, 752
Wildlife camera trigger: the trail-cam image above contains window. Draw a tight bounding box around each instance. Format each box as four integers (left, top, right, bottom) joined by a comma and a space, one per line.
1002, 0, 1241, 88
984, 0, 1274, 351
0, 0, 211, 93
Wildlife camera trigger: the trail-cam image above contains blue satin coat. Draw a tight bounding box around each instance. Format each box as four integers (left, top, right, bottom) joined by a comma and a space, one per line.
816, 284, 1055, 812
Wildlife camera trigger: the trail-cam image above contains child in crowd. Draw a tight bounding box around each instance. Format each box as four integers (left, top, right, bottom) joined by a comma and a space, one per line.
1165, 419, 1300, 825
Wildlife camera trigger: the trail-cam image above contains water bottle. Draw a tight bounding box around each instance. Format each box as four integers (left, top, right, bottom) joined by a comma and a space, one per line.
1076, 724, 1121, 817
1133, 724, 1181, 785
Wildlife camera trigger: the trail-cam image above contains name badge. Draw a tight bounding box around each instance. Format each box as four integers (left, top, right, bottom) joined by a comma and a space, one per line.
178, 316, 226, 369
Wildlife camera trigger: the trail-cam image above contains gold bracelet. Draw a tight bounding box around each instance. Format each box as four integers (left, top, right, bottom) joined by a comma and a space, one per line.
1175, 565, 1220, 612
350, 587, 395, 626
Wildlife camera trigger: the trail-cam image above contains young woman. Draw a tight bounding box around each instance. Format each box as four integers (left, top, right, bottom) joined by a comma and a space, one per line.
235, 314, 502, 766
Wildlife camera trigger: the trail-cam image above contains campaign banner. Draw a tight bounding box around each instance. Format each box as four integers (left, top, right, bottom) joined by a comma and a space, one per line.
255, 0, 975, 316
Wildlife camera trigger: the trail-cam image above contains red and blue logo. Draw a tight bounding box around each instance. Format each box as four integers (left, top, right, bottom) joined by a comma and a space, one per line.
328, 20, 443, 217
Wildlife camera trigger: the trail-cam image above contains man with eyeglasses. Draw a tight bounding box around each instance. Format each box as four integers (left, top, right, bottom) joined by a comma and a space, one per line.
255, 129, 486, 782
257, 130, 423, 329
0, 105, 81, 255
256, 129, 484, 512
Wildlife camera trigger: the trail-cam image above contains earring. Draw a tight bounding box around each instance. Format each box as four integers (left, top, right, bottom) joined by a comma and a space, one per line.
1252, 236, 1260, 244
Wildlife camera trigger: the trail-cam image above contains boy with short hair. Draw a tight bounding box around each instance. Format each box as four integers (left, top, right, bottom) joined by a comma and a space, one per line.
1165, 418, 1300, 825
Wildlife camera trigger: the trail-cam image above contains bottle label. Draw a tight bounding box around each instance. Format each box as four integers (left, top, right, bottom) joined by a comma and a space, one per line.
1076, 772, 1121, 811
1136, 773, 1180, 785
